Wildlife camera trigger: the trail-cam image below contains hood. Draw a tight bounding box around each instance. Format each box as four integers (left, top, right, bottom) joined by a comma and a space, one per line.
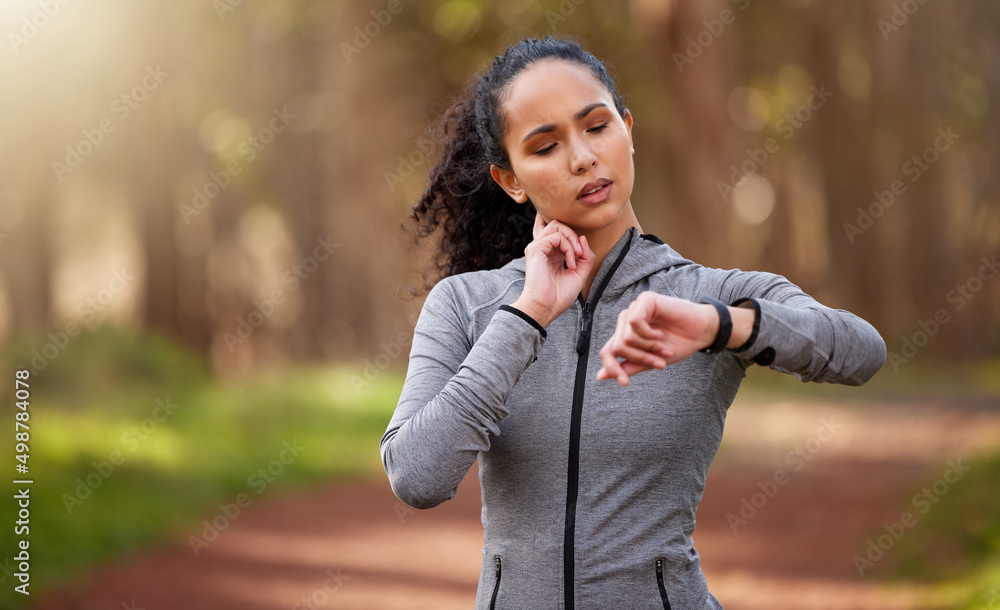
501, 226, 695, 304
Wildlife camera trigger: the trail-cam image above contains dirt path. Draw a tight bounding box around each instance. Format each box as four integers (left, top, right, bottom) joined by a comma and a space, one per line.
32, 396, 1000, 610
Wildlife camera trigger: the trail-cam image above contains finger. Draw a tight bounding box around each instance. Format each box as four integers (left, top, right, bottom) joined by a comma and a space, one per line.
621, 297, 667, 349
622, 323, 665, 352
597, 339, 627, 384
611, 311, 667, 366
543, 231, 576, 270
596, 363, 637, 385
610, 342, 668, 370
541, 219, 582, 257
532, 212, 547, 241
597, 358, 662, 384
624, 334, 672, 359
579, 235, 592, 260
600, 313, 633, 381
560, 232, 577, 270
596, 359, 629, 385
629, 317, 665, 341
619, 360, 658, 378
599, 330, 660, 385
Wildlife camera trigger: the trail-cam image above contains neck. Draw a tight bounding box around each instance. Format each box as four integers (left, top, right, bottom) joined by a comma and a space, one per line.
578, 202, 642, 302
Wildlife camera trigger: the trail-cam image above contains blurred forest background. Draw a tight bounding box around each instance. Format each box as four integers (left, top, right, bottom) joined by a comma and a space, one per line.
0, 0, 997, 372
1, 0, 999, 608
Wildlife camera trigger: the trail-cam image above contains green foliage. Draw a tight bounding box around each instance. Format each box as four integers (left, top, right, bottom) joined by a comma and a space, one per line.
3, 323, 212, 412
0, 326, 401, 608
891, 454, 1000, 578
959, 559, 1000, 610
870, 450, 1000, 608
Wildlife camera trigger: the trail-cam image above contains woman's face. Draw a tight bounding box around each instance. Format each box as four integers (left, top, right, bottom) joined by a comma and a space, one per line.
490, 58, 635, 233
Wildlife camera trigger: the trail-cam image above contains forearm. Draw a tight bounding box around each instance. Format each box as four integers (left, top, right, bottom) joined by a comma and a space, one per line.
726, 296, 887, 384
690, 266, 888, 383
381, 306, 545, 508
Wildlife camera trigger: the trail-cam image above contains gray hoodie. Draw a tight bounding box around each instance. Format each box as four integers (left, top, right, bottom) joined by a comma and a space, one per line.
380, 226, 887, 609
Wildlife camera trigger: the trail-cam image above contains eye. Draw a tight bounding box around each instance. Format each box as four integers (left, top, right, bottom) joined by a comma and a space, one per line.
535, 143, 556, 156
588, 124, 609, 133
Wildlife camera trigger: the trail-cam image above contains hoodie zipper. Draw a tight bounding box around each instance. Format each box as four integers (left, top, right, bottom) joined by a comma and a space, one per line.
489, 556, 501, 610
562, 236, 632, 610
655, 558, 673, 609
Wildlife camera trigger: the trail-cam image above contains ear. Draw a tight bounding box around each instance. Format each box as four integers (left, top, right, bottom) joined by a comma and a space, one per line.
490, 164, 528, 203
623, 109, 634, 154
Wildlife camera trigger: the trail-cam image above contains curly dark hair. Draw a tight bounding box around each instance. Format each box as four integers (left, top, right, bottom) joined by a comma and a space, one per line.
400, 35, 628, 298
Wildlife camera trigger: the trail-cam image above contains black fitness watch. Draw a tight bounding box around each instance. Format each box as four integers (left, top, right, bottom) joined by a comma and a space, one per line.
697, 296, 732, 354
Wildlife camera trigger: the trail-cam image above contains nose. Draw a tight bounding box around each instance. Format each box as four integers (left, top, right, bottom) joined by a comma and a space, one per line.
569, 136, 597, 174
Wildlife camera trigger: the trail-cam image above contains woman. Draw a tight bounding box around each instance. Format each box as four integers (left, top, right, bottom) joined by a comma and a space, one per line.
380, 36, 886, 609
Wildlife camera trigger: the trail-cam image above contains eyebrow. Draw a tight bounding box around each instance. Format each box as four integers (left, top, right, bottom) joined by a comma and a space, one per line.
520, 102, 609, 144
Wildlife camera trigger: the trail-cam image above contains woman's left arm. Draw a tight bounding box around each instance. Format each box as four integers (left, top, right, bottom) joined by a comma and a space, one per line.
711, 268, 888, 385
596, 268, 887, 386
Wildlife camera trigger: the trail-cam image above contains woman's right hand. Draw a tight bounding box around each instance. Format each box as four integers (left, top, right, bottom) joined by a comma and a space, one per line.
510, 212, 595, 328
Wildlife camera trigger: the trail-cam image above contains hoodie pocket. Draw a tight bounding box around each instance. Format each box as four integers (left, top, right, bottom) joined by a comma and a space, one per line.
489, 555, 502, 610
654, 558, 673, 610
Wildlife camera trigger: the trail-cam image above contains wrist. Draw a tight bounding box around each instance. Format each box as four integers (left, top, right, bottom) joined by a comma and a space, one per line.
726, 304, 756, 349
510, 297, 552, 329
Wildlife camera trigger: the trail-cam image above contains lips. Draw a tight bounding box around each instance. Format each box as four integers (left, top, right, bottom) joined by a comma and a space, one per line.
578, 178, 612, 198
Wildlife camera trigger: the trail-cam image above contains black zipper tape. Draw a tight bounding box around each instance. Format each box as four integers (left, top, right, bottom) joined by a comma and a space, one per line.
562, 237, 632, 610
655, 558, 673, 610
490, 555, 501, 610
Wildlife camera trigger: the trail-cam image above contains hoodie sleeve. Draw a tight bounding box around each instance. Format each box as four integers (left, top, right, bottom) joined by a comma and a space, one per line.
379, 278, 545, 509
704, 267, 887, 385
